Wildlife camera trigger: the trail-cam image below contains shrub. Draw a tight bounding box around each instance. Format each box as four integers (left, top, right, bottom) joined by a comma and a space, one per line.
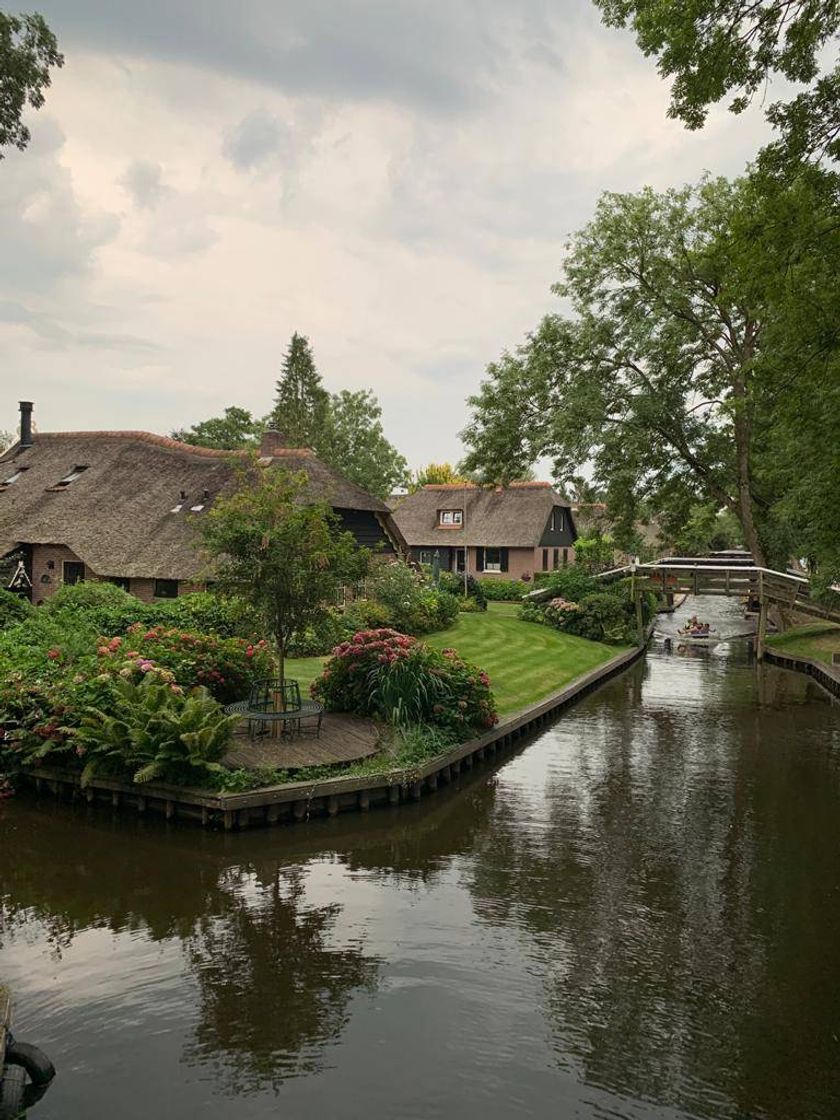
287, 609, 347, 657
153, 592, 262, 639
368, 562, 459, 634
477, 578, 529, 601
457, 597, 484, 613
42, 581, 154, 634
341, 597, 394, 634
311, 629, 497, 735
439, 571, 487, 610
0, 589, 33, 630
533, 567, 601, 601
77, 675, 236, 786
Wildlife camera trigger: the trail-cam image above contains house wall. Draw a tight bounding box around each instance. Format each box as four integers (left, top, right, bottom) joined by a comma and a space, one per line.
335, 508, 396, 553
538, 510, 577, 548
30, 544, 93, 604
410, 544, 571, 580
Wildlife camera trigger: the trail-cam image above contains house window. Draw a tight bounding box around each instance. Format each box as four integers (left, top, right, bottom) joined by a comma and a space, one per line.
419, 550, 434, 565
438, 509, 463, 527
107, 576, 131, 592
553, 548, 559, 569
0, 465, 28, 488
456, 549, 466, 573
542, 549, 549, 571
154, 579, 179, 599
484, 548, 502, 572
51, 465, 88, 490
551, 508, 565, 532
563, 548, 569, 566
63, 561, 85, 586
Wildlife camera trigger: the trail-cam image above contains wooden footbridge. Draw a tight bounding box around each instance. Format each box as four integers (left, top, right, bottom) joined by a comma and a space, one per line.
599, 552, 840, 657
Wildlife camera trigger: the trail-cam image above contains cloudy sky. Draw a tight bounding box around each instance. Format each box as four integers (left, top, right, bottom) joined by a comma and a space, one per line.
2, 0, 772, 469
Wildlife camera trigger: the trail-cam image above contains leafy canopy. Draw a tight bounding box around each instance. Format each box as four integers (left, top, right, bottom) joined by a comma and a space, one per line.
172, 406, 263, 451
200, 464, 369, 681
0, 10, 63, 156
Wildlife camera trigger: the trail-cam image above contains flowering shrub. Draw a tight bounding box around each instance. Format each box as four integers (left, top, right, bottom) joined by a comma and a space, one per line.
367, 562, 459, 634
312, 628, 497, 735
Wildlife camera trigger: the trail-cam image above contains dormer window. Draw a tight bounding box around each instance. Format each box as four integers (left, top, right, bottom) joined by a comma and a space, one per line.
551, 508, 565, 532
50, 465, 88, 490
438, 509, 463, 527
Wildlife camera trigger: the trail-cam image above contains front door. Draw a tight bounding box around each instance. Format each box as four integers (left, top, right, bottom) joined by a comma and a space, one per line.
455, 548, 466, 573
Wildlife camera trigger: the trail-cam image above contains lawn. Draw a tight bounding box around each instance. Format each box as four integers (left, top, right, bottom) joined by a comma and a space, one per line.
766, 622, 840, 666
285, 602, 624, 715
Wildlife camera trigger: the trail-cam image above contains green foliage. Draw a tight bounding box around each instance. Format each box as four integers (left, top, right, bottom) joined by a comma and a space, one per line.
171, 406, 264, 450
286, 609, 347, 657
0, 11, 63, 156
201, 464, 369, 680
77, 676, 236, 787
410, 462, 472, 490
311, 628, 497, 735
573, 534, 615, 573
318, 389, 408, 499
476, 578, 529, 601
594, 0, 839, 170
534, 568, 601, 600
438, 570, 487, 609
367, 562, 459, 634
341, 597, 394, 633
673, 504, 744, 556
269, 331, 331, 448
520, 576, 654, 644
0, 588, 32, 629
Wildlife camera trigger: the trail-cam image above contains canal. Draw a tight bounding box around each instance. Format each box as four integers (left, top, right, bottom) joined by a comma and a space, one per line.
1, 601, 838, 1119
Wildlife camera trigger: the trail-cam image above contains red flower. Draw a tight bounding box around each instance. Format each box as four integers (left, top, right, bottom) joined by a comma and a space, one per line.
47, 648, 61, 660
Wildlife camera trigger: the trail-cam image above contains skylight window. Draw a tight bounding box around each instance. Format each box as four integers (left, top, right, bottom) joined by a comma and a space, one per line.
50, 465, 88, 490
0, 465, 28, 489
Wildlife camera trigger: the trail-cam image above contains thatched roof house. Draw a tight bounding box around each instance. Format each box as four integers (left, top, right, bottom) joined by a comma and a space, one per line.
0, 403, 406, 603
391, 482, 577, 580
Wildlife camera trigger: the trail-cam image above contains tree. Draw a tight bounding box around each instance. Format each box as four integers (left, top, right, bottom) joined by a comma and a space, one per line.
0, 11, 63, 157
172, 406, 264, 451
461, 179, 793, 566
594, 0, 840, 170
319, 389, 407, 499
269, 332, 331, 448
411, 462, 472, 491
201, 465, 368, 686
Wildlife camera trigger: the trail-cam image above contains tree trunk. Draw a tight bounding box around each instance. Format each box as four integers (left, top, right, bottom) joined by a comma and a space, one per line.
731, 367, 766, 568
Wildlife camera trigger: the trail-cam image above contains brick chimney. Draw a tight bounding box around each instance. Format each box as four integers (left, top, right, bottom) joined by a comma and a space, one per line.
260, 429, 288, 457
19, 401, 33, 448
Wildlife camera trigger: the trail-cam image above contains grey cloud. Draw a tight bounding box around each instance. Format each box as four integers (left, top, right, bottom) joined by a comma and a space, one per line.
38, 0, 574, 113
122, 159, 167, 209
223, 111, 295, 169
0, 300, 161, 353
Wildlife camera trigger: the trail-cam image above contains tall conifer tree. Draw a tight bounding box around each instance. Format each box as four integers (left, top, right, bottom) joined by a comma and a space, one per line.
270, 332, 331, 448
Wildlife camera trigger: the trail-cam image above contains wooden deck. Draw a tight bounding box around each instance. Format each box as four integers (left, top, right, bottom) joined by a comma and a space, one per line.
223, 712, 380, 771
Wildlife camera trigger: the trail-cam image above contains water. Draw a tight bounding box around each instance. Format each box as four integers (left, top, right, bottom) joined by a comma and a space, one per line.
2, 600, 839, 1119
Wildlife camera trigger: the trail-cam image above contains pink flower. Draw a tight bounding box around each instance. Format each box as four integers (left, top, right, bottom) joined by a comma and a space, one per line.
97, 646, 110, 656
47, 648, 61, 660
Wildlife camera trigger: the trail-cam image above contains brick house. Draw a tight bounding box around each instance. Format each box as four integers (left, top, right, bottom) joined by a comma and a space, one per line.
0, 402, 406, 604
391, 482, 577, 580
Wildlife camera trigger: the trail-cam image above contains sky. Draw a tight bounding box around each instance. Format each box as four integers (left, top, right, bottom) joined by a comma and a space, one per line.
2, 0, 773, 470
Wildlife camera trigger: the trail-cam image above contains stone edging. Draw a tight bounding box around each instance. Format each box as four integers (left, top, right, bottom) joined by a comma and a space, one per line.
763, 647, 840, 700
20, 638, 651, 831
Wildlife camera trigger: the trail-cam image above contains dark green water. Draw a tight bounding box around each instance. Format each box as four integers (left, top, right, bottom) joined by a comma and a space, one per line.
2, 602, 839, 1119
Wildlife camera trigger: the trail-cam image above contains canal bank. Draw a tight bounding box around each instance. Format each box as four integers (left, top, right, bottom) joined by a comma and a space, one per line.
17, 637, 649, 830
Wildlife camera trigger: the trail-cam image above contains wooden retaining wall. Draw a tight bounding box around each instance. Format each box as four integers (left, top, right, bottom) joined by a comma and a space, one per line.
20, 641, 649, 832
763, 648, 840, 701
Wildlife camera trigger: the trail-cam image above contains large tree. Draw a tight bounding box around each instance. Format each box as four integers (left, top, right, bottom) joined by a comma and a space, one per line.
319, 389, 407, 499
462, 176, 840, 570
201, 465, 368, 686
172, 406, 264, 451
594, 0, 840, 171
269, 332, 331, 449
0, 10, 63, 157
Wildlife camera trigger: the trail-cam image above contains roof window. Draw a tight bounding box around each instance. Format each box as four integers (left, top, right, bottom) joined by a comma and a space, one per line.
49, 465, 88, 491
438, 509, 463, 527
0, 465, 28, 490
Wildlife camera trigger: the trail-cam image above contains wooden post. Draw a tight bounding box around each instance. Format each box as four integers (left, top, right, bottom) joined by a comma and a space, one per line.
757, 571, 768, 661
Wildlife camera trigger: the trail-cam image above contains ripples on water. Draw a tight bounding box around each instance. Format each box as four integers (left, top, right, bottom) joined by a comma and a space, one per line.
1, 600, 838, 1119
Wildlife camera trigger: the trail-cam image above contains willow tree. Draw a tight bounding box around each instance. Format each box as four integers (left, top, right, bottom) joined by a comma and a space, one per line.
201, 465, 369, 685
462, 179, 777, 564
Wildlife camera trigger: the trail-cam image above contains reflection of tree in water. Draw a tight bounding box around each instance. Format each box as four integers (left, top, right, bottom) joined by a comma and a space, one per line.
183, 867, 379, 1094
467, 656, 840, 1120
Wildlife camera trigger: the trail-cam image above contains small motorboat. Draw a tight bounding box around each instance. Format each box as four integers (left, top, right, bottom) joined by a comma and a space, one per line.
676, 625, 719, 644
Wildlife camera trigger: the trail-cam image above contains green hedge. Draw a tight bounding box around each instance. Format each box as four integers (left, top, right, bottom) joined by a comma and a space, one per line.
477, 578, 530, 601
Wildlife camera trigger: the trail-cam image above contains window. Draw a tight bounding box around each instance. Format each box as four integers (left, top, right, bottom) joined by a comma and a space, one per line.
553, 548, 559, 569
0, 465, 28, 489
484, 547, 502, 572
438, 509, 463, 527
456, 549, 466, 573
542, 549, 549, 571
419, 550, 434, 565
107, 576, 131, 592
551, 508, 565, 532
63, 561, 85, 586
51, 465, 88, 490
562, 548, 569, 566
154, 579, 179, 599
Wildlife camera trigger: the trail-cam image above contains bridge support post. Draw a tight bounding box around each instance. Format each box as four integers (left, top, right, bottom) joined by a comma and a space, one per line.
756, 572, 768, 661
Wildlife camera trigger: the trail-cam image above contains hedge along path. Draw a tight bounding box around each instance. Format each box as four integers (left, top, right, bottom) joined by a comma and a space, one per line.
20, 638, 649, 831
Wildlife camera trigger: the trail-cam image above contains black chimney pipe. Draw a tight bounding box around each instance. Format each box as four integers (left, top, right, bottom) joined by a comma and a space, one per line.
19, 401, 33, 448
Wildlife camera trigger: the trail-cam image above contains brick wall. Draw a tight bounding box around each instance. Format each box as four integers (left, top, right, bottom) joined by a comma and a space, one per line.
30, 544, 94, 605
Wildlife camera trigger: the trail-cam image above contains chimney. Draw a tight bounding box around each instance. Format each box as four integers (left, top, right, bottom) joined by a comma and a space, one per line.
19, 401, 33, 449
260, 429, 288, 457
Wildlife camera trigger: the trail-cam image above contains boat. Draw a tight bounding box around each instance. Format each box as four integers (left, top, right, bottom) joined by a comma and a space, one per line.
676, 626, 720, 644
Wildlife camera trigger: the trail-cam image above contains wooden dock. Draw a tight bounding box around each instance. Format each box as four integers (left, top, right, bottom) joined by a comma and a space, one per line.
223, 713, 379, 771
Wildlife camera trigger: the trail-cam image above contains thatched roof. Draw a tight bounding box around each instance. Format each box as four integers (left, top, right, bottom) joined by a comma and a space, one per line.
0, 430, 401, 580
392, 482, 573, 548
